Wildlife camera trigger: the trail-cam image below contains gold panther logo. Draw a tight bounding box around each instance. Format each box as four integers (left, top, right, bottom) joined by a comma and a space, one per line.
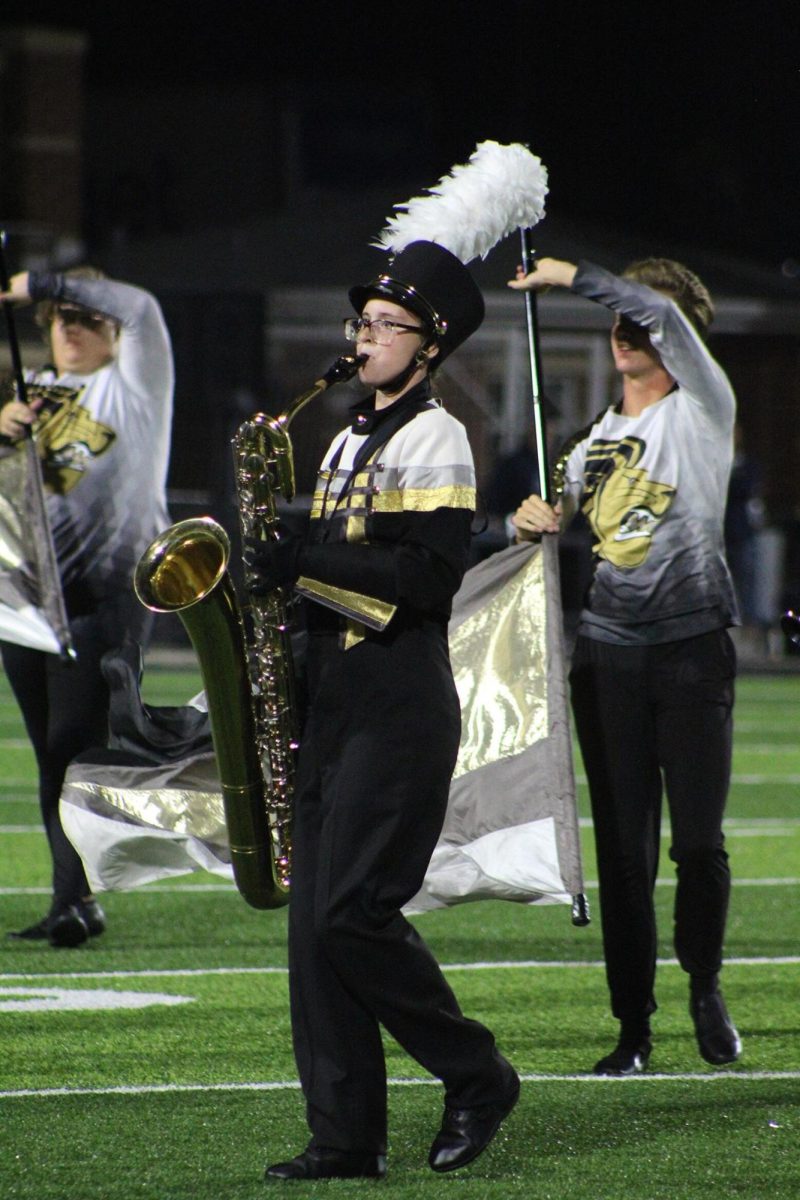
30, 387, 116, 495
582, 436, 675, 567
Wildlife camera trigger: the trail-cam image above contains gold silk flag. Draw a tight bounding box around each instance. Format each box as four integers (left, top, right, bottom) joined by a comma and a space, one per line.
407, 538, 584, 911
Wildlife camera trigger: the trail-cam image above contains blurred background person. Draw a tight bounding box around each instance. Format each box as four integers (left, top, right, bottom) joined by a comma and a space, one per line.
724, 420, 765, 628
0, 265, 173, 948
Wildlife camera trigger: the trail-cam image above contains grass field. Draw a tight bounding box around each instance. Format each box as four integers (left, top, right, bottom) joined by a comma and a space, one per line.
1, 663, 799, 1200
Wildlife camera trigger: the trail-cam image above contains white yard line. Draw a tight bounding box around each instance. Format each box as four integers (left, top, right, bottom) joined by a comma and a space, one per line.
574, 773, 800, 785
2, 955, 799, 983
3, 1070, 800, 1100
2, 876, 800, 897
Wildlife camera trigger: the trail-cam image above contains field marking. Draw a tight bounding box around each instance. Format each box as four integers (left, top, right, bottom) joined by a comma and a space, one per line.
575, 773, 800, 785
2, 955, 798, 983
730, 774, 800, 784
0, 986, 195, 1012
0, 885, 238, 894
3, 1070, 800, 1100
3, 876, 800, 898
734, 745, 800, 755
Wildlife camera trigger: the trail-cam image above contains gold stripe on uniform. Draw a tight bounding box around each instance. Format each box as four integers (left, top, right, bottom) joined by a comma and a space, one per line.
346, 514, 366, 543
343, 620, 367, 651
295, 576, 397, 631
370, 484, 476, 513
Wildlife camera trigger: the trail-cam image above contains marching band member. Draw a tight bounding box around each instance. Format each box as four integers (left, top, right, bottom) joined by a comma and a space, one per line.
246, 142, 547, 1181
247, 243, 519, 1182
0, 266, 173, 948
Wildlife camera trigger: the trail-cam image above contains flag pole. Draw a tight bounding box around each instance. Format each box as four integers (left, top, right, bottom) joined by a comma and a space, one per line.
519, 228, 550, 505
518, 227, 589, 927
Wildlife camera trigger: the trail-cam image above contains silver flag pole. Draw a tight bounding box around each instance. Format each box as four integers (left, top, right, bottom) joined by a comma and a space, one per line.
518, 226, 589, 926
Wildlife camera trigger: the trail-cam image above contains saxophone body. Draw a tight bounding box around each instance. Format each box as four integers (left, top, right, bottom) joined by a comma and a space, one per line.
134, 353, 365, 910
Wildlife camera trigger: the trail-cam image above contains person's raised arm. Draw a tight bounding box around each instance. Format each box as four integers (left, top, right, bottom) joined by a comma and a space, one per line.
507, 257, 577, 292
25, 270, 174, 407
571, 261, 733, 427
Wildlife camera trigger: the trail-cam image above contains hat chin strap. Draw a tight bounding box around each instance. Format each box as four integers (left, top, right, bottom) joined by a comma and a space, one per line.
377, 359, 423, 398
376, 341, 435, 399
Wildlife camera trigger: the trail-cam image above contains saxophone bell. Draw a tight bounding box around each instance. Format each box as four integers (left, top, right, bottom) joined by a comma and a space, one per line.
134, 516, 289, 909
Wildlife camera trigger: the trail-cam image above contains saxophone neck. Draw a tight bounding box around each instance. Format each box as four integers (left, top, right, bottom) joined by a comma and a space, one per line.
274, 353, 367, 434
235, 352, 368, 509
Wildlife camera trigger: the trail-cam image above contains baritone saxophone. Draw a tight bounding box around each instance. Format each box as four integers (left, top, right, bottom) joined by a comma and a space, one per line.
134, 353, 365, 909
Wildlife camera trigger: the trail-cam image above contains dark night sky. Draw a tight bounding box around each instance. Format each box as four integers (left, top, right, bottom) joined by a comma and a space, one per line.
3, 1, 800, 267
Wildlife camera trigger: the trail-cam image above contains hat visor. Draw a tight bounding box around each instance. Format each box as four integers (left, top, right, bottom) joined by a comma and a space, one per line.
348, 279, 437, 330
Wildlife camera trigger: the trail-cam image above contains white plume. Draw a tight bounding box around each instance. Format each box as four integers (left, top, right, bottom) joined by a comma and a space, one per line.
374, 140, 548, 264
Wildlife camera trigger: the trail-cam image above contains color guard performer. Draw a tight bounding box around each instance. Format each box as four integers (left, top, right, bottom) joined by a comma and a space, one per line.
512, 256, 741, 1074
0, 266, 173, 947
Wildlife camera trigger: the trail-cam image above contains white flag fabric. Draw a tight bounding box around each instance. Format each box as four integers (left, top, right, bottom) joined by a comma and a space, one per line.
60, 539, 585, 910
0, 436, 69, 654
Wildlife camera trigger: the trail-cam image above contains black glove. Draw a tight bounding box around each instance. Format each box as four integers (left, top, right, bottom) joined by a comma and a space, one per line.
243, 535, 304, 595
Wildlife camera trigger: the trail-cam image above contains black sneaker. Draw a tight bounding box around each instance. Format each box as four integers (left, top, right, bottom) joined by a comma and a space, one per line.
593, 1036, 652, 1076
690, 991, 741, 1065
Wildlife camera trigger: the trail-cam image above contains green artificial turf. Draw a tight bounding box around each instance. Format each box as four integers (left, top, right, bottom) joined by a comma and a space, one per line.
1, 667, 798, 1200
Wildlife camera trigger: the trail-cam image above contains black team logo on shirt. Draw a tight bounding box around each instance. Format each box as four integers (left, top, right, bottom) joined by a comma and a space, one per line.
581, 436, 676, 567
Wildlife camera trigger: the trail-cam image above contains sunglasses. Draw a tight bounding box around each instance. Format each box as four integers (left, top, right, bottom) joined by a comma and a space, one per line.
52, 305, 111, 331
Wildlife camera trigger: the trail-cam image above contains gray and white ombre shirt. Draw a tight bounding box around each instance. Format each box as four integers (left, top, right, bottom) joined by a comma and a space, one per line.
26, 271, 173, 603
558, 261, 738, 645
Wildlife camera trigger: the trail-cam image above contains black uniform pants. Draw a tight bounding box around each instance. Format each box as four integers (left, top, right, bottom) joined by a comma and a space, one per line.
1, 592, 150, 911
569, 629, 735, 1026
288, 625, 509, 1153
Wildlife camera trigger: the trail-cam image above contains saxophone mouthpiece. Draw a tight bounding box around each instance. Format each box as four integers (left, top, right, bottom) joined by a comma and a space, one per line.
322, 353, 368, 387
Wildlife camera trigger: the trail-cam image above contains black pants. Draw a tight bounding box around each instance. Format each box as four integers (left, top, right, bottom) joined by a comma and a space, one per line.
1, 592, 150, 911
288, 624, 509, 1154
569, 629, 735, 1026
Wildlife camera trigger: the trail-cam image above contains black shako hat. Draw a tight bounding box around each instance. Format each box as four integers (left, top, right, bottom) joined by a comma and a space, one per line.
349, 240, 485, 365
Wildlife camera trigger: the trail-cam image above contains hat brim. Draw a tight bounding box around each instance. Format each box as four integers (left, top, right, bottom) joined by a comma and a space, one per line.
348, 278, 441, 333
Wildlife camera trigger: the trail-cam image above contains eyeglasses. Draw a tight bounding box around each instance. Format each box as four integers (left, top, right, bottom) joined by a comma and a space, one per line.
52, 305, 111, 331
343, 315, 425, 346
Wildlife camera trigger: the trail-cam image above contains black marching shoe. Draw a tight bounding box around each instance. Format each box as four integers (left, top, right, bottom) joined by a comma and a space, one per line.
690, 991, 741, 1065
428, 1070, 520, 1173
593, 1036, 652, 1076
265, 1147, 387, 1181
9, 905, 89, 948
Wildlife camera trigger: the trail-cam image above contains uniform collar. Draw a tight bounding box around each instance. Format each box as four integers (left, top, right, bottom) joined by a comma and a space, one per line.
348, 377, 433, 434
